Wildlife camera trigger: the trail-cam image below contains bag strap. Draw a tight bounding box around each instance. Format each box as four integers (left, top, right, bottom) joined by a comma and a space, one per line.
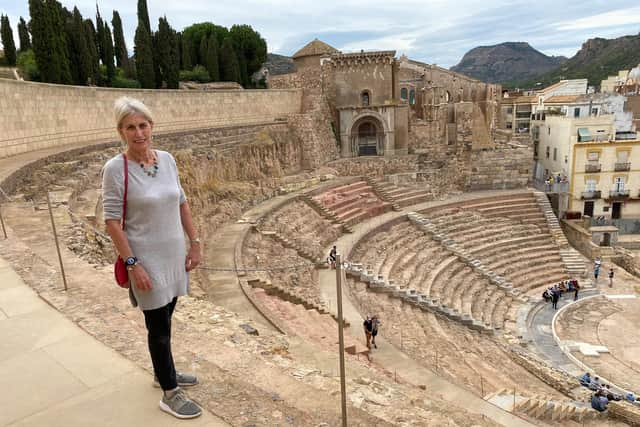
121, 153, 128, 230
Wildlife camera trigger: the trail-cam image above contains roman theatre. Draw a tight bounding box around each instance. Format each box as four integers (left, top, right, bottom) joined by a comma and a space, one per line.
2, 40, 640, 426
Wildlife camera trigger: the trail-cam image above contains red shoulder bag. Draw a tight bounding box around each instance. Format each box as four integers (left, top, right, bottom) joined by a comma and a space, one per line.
114, 154, 130, 288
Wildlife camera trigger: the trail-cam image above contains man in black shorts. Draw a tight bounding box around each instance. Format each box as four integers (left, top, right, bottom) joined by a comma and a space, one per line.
363, 316, 373, 349
329, 245, 337, 268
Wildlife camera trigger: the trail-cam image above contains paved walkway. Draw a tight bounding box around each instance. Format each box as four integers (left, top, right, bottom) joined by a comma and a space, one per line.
0, 256, 229, 427
318, 189, 538, 427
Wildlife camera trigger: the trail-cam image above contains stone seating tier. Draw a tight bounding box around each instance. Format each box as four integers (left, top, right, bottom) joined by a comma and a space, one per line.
367, 179, 432, 208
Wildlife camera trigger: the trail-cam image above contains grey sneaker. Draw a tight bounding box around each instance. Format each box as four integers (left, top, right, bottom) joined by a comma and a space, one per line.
159, 388, 202, 419
154, 372, 199, 388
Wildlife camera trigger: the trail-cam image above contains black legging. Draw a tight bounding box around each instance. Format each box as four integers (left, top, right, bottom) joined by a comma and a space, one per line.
143, 297, 178, 391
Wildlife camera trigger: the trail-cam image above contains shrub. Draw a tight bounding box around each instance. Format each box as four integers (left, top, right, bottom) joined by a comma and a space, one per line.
16, 49, 40, 81
179, 65, 210, 83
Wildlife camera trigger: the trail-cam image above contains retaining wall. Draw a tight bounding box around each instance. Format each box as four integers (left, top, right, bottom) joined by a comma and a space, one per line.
0, 78, 302, 158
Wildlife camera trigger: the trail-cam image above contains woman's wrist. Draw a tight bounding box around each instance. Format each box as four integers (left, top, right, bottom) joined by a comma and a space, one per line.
190, 236, 201, 246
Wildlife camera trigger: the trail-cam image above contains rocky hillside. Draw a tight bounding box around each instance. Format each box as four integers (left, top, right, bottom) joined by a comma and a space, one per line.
265, 53, 295, 75
450, 42, 566, 83
519, 34, 640, 88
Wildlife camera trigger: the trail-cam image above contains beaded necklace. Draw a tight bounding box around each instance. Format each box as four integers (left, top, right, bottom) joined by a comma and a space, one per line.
138, 152, 159, 177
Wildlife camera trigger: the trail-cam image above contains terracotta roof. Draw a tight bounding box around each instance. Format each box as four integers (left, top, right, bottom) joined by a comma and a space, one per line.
545, 95, 582, 104
292, 39, 339, 59
539, 80, 566, 93
504, 95, 537, 104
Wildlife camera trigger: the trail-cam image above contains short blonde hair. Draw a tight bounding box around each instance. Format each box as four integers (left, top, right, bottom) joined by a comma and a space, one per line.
114, 96, 154, 129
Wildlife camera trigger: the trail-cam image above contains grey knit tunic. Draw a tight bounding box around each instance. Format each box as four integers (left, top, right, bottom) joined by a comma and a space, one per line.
102, 150, 188, 310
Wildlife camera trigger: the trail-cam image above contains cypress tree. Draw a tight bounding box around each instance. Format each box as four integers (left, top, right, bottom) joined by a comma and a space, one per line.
83, 19, 100, 85
29, 0, 72, 83
157, 17, 179, 89
0, 15, 17, 66
134, 24, 154, 88
111, 11, 129, 72
17, 16, 31, 52
198, 36, 207, 68
206, 34, 219, 81
176, 31, 182, 70
95, 7, 105, 65
180, 34, 192, 70
67, 7, 91, 85
220, 38, 240, 83
137, 0, 151, 36
103, 22, 115, 84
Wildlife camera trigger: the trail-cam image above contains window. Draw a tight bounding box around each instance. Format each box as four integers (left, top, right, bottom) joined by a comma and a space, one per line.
591, 108, 598, 116
553, 148, 557, 161
361, 91, 370, 106
614, 177, 625, 191
574, 108, 581, 118
506, 107, 513, 114
400, 88, 408, 100
409, 89, 415, 105
546, 146, 550, 159
588, 152, 599, 161
506, 122, 513, 129
548, 127, 551, 135
617, 151, 629, 163
585, 180, 597, 192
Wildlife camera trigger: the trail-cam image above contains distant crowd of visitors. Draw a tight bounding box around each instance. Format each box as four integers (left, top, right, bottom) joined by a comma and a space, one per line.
542, 279, 581, 309
580, 372, 640, 412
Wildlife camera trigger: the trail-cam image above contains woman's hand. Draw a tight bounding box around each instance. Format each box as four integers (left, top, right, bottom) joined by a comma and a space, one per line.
186, 244, 201, 272
130, 264, 153, 291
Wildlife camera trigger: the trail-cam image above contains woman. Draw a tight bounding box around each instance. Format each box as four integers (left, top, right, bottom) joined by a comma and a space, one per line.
102, 97, 202, 419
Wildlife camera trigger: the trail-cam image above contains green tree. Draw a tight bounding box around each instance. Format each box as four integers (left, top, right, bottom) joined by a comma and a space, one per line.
229, 24, 267, 87
198, 35, 207, 68
220, 37, 240, 83
66, 7, 91, 85
180, 33, 192, 70
16, 49, 39, 80
134, 24, 154, 88
182, 22, 228, 67
205, 33, 219, 81
103, 22, 116, 84
137, 0, 151, 36
1, 15, 17, 66
157, 17, 179, 88
111, 11, 130, 74
17, 16, 31, 52
28, 0, 71, 83
83, 19, 100, 85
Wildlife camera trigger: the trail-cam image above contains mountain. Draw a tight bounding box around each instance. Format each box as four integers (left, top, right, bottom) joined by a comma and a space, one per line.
516, 34, 640, 88
450, 42, 567, 83
264, 53, 295, 76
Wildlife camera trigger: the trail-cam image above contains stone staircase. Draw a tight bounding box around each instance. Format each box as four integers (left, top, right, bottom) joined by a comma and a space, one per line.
299, 194, 353, 233
485, 390, 600, 422
533, 191, 588, 278
363, 177, 401, 211
246, 277, 349, 326
256, 228, 323, 265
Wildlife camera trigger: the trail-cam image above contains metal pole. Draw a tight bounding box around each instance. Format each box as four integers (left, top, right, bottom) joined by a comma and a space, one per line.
335, 253, 348, 427
46, 192, 68, 291
481, 376, 484, 398
513, 388, 516, 412
0, 202, 7, 239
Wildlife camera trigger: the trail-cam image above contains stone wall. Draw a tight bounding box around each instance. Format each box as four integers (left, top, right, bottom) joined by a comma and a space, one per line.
326, 155, 420, 178
467, 145, 532, 191
0, 79, 302, 158
560, 219, 603, 260
613, 247, 640, 278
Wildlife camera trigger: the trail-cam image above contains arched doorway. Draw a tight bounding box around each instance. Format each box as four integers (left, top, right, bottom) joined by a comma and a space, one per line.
356, 121, 379, 156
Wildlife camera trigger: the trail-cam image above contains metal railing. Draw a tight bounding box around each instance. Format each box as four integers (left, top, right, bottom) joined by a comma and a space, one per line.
609, 189, 630, 198
585, 163, 601, 173
614, 162, 631, 171
581, 190, 601, 199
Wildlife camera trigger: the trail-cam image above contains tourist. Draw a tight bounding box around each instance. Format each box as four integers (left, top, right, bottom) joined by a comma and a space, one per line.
589, 376, 602, 391
608, 268, 614, 288
603, 384, 621, 401
573, 279, 580, 301
102, 97, 202, 419
556, 173, 561, 184
542, 287, 553, 303
591, 391, 608, 412
329, 245, 337, 269
371, 315, 381, 349
594, 257, 601, 283
363, 316, 373, 349
551, 287, 560, 310
625, 392, 638, 403
579, 372, 592, 387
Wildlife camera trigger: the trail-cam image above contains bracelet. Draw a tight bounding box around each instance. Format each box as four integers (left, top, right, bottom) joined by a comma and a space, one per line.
190, 237, 201, 245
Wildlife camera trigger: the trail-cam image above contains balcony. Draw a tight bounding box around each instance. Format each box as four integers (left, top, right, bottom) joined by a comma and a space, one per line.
609, 189, 630, 199
614, 162, 631, 171
581, 190, 601, 199
585, 163, 601, 173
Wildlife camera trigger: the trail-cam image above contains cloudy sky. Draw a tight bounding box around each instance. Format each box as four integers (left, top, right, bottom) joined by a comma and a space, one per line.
1, 0, 639, 68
